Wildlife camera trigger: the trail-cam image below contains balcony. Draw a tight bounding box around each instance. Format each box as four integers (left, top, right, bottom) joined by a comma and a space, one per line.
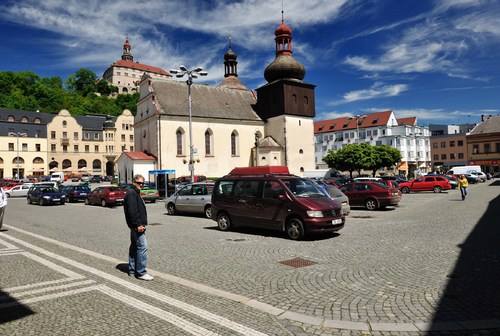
60, 137, 70, 145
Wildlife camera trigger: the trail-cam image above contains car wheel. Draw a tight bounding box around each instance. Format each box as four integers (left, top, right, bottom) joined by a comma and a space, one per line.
6, 193, 10, 198
204, 205, 212, 219
285, 218, 305, 240
401, 186, 410, 194
40, 199, 46, 206
167, 203, 176, 215
101, 199, 107, 207
84, 198, 90, 205
27, 197, 32, 204
217, 213, 232, 231
433, 186, 442, 193
150, 200, 156, 203
60, 201, 65, 205
365, 198, 379, 210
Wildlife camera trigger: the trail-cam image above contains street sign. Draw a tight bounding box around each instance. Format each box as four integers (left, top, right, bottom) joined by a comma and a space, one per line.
149, 169, 176, 175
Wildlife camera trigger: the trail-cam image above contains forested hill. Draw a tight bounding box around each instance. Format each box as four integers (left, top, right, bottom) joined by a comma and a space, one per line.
0, 69, 139, 116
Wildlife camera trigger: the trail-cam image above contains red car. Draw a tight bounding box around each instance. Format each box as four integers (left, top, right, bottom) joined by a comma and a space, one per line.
85, 186, 127, 207
399, 176, 451, 193
340, 181, 401, 210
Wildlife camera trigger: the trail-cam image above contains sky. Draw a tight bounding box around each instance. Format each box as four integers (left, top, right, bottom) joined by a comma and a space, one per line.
0, 0, 499, 126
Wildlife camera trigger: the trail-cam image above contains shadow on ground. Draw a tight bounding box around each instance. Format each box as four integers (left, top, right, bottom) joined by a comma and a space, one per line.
429, 188, 500, 333
0, 289, 35, 324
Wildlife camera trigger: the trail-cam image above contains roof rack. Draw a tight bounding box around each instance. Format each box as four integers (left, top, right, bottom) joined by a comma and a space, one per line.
228, 166, 292, 176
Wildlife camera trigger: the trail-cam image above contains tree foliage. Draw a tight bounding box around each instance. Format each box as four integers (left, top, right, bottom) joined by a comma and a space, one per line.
0, 70, 138, 116
323, 143, 401, 178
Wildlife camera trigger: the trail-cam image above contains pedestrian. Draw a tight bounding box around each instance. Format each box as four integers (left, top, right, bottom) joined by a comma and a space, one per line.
123, 174, 153, 281
457, 175, 468, 201
0, 187, 7, 230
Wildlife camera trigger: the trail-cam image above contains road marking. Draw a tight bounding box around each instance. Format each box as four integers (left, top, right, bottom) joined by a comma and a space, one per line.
1, 230, 270, 336
5, 279, 96, 298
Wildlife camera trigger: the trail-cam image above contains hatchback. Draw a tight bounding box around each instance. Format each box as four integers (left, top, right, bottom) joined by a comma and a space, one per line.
27, 186, 66, 205
5, 184, 33, 197
166, 182, 214, 218
340, 182, 401, 210
61, 185, 91, 202
399, 176, 451, 193
85, 186, 126, 207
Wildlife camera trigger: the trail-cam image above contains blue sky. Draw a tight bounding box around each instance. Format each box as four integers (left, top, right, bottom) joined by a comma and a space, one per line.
0, 0, 499, 125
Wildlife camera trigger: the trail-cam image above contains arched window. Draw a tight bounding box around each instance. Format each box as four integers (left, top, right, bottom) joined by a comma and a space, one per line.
0, 157, 3, 164
62, 159, 72, 169
7, 115, 14, 122
231, 131, 239, 156
303, 96, 309, 104
21, 116, 28, 123
33, 157, 44, 164
12, 157, 25, 164
300, 167, 304, 172
34, 118, 41, 124
205, 129, 213, 156
62, 120, 67, 127
122, 87, 128, 93
176, 128, 185, 155
78, 159, 87, 169
299, 149, 304, 154
292, 94, 297, 103
92, 159, 101, 171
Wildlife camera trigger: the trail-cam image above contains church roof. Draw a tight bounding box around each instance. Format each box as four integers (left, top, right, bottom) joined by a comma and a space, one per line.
111, 60, 170, 76
217, 76, 249, 91
151, 79, 261, 122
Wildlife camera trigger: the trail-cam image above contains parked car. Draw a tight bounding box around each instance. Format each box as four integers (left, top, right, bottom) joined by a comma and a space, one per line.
441, 175, 458, 189
5, 183, 33, 197
89, 175, 102, 183
379, 180, 401, 190
166, 182, 215, 218
380, 175, 409, 183
399, 176, 451, 193
463, 173, 479, 184
60, 185, 91, 202
85, 186, 126, 207
470, 171, 487, 182
119, 183, 159, 203
211, 166, 345, 240
311, 180, 350, 216
27, 186, 66, 205
340, 181, 401, 210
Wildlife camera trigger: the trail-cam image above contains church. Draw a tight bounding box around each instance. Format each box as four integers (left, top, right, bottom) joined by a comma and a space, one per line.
133, 13, 316, 179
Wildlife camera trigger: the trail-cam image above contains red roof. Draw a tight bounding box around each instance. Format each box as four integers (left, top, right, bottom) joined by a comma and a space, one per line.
111, 60, 170, 76
314, 110, 393, 133
123, 152, 156, 161
397, 117, 417, 126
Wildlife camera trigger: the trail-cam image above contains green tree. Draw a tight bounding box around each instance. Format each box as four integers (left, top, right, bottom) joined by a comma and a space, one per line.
367, 145, 402, 176
323, 144, 371, 178
66, 68, 97, 96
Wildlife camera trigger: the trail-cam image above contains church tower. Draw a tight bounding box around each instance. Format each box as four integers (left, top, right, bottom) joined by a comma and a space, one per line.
217, 38, 249, 91
121, 37, 134, 62
255, 10, 316, 174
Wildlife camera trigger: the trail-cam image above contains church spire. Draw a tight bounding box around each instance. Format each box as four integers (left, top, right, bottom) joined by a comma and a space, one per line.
121, 37, 134, 62
224, 36, 238, 78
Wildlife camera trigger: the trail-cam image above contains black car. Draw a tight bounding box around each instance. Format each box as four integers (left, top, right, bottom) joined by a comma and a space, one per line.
90, 175, 102, 183
61, 185, 91, 202
27, 186, 66, 205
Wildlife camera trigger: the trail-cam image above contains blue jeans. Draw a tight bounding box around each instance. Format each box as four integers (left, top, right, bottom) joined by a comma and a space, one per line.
129, 230, 147, 276
460, 186, 467, 200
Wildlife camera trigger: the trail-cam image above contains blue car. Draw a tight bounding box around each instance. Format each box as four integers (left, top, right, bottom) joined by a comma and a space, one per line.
61, 185, 91, 202
27, 186, 66, 205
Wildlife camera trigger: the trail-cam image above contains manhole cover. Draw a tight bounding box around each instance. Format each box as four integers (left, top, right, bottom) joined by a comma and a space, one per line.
226, 238, 246, 242
149, 223, 162, 226
279, 257, 317, 268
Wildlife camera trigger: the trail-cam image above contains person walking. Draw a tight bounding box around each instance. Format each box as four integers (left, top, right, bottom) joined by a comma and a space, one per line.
0, 187, 7, 230
123, 174, 153, 281
457, 175, 468, 201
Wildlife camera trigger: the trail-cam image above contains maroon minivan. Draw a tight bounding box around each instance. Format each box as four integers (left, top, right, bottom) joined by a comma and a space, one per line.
211, 166, 345, 240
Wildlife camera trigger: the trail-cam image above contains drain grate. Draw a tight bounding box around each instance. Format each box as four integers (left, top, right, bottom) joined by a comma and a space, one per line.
149, 223, 162, 226
279, 257, 317, 268
226, 238, 246, 242
350, 215, 373, 219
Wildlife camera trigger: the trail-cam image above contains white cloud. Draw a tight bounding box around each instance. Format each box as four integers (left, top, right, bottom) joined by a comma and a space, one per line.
334, 83, 408, 104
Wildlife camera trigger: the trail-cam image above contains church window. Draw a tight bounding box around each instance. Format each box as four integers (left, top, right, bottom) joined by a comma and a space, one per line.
205, 129, 213, 156
303, 96, 308, 104
176, 129, 185, 156
292, 94, 297, 103
231, 131, 239, 156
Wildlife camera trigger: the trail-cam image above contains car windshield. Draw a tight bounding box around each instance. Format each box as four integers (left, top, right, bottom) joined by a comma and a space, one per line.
280, 178, 326, 198
373, 182, 390, 189
108, 187, 122, 192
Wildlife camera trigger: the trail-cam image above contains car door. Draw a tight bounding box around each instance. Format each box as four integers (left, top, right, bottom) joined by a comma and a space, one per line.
174, 185, 194, 212
422, 177, 435, 191
256, 180, 285, 228
88, 187, 101, 204
190, 184, 210, 213
411, 177, 425, 191
226, 179, 261, 226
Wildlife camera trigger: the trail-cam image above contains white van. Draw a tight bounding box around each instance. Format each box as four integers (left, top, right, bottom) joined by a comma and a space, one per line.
446, 165, 481, 175
50, 172, 65, 182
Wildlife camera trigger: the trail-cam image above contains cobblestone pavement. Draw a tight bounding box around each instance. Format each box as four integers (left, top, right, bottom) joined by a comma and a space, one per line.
1, 180, 499, 335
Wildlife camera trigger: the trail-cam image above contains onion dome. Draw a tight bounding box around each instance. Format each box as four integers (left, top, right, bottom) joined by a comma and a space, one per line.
224, 48, 237, 61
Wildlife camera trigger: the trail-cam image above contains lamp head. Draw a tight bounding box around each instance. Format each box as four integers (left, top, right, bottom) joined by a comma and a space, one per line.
169, 69, 179, 74
199, 71, 208, 76
193, 67, 203, 72
179, 65, 187, 71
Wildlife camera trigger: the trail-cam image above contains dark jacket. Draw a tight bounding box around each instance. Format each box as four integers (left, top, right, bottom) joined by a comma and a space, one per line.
123, 185, 147, 230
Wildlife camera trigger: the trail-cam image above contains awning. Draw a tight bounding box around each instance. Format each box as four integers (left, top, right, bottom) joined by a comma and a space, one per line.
63, 167, 73, 172
398, 162, 408, 171
419, 163, 427, 168
49, 167, 60, 172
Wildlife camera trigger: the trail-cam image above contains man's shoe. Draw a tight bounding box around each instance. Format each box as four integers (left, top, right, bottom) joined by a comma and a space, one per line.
137, 274, 154, 281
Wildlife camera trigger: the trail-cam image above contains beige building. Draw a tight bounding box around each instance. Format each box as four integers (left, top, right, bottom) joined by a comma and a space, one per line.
133, 16, 316, 181
466, 115, 500, 174
102, 38, 171, 94
46, 109, 135, 177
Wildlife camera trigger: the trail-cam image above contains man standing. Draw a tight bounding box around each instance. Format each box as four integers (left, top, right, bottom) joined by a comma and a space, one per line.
123, 174, 153, 280
0, 187, 7, 230
457, 175, 468, 201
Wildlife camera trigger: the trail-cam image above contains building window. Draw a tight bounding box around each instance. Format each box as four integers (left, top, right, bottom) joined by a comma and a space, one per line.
450, 141, 455, 147
231, 131, 239, 156
33, 157, 44, 164
78, 160, 87, 169
74, 145, 79, 152
92, 159, 101, 171
129, 135, 134, 142
497, 143, 500, 153
36, 144, 41, 152
473, 144, 479, 154
9, 143, 14, 151
121, 134, 126, 142
94, 145, 99, 152
85, 145, 89, 153
440, 142, 446, 148
432, 142, 438, 148
433, 154, 439, 160
458, 153, 464, 159
441, 154, 447, 160
484, 143, 491, 153
130, 146, 134, 151
22, 143, 28, 151
450, 153, 455, 159
21, 116, 28, 123
63, 131, 67, 139
74, 132, 79, 140
176, 129, 184, 155
122, 145, 126, 152
94, 133, 99, 140
51, 144, 56, 152
85, 133, 90, 140
62, 120, 67, 127
34, 118, 41, 124
51, 131, 56, 139
63, 145, 68, 153
458, 140, 464, 146
205, 130, 213, 156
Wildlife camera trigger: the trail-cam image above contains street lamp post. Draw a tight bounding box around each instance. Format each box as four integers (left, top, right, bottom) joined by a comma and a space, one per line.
348, 115, 367, 143
169, 66, 207, 182
8, 131, 27, 179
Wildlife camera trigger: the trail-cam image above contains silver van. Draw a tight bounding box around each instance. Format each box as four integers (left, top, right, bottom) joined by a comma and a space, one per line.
165, 182, 214, 218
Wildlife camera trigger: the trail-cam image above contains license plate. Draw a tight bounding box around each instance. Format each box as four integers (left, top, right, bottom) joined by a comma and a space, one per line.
332, 219, 342, 225
53, 199, 60, 201
81, 193, 87, 196
116, 199, 124, 202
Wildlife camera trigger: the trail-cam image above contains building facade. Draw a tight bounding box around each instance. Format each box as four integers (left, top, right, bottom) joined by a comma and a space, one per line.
314, 111, 431, 176
0, 108, 134, 179
428, 124, 475, 172
466, 115, 500, 174
102, 38, 171, 94
134, 13, 316, 180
